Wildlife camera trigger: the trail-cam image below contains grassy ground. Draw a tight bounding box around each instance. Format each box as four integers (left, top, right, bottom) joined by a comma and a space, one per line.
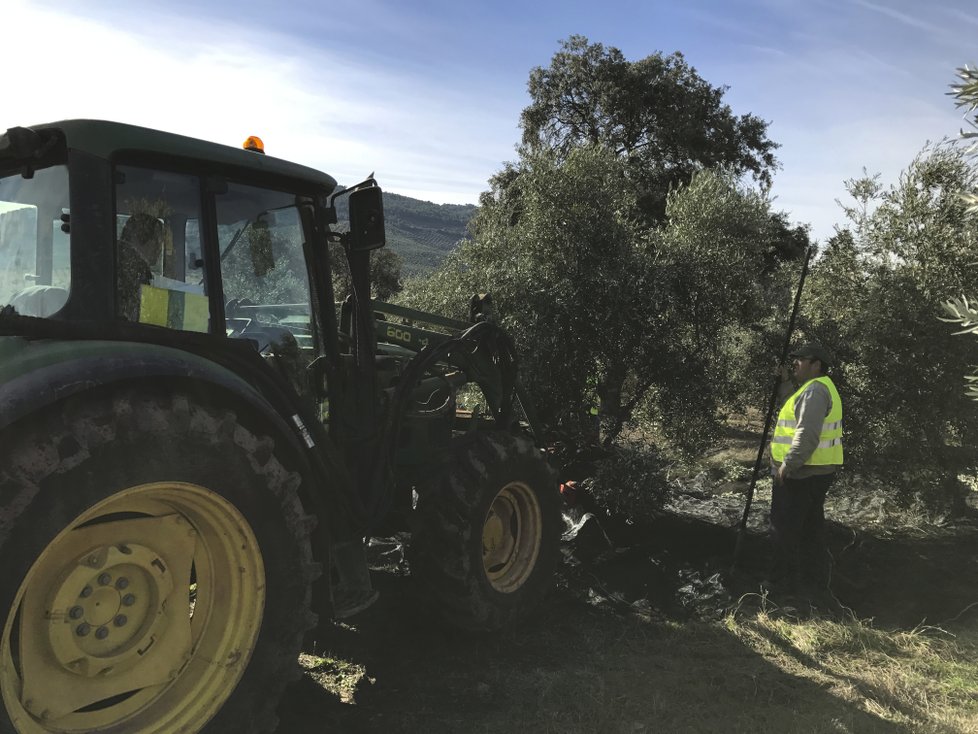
276, 425, 978, 733
278, 589, 978, 733
724, 604, 978, 733
277, 521, 978, 733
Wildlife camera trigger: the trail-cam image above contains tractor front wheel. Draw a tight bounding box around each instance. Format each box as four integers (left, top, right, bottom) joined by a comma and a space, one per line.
409, 432, 560, 631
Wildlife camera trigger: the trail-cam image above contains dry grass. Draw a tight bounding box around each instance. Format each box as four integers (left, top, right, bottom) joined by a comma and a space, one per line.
277, 440, 978, 733
283, 590, 978, 733
725, 600, 978, 733
297, 652, 370, 705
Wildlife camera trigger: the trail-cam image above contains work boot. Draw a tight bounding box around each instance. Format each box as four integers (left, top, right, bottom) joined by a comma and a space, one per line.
331, 538, 380, 619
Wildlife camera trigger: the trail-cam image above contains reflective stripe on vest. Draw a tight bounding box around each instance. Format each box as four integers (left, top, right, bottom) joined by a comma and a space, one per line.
770, 376, 843, 466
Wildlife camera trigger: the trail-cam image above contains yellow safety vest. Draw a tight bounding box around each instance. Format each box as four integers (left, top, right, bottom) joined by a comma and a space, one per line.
770, 376, 843, 466
139, 283, 209, 333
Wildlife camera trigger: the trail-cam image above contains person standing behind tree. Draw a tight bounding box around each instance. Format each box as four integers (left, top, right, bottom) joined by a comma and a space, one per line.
767, 342, 844, 604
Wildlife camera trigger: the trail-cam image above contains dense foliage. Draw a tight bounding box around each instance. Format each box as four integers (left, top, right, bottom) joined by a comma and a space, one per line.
520, 35, 780, 224
941, 64, 978, 400
400, 145, 644, 437
330, 245, 403, 301
402, 38, 805, 457
804, 144, 978, 508
401, 145, 800, 455
397, 43, 978, 514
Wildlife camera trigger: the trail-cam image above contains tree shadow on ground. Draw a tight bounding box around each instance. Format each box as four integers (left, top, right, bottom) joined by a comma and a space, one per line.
276, 508, 978, 733
826, 523, 978, 629
600, 504, 978, 631
277, 570, 908, 734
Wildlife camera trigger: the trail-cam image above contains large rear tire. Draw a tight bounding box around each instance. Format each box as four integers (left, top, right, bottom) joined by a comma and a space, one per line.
0, 388, 318, 734
409, 432, 560, 631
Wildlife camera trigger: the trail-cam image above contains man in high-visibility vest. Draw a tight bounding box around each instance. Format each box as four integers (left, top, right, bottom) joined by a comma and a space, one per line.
767, 342, 843, 603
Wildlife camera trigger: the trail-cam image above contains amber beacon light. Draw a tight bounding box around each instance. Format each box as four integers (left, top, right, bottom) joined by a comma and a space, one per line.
242, 135, 265, 154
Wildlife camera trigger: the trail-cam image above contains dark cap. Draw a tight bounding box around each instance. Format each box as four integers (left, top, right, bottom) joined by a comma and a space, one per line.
788, 342, 833, 368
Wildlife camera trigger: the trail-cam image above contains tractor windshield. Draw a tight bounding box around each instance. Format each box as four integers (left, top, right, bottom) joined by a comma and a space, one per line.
0, 165, 70, 317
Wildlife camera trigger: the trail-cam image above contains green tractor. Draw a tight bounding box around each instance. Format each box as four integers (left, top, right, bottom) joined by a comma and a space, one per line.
0, 121, 561, 733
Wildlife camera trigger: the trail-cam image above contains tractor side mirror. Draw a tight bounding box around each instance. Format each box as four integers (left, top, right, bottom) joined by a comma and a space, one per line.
347, 185, 385, 252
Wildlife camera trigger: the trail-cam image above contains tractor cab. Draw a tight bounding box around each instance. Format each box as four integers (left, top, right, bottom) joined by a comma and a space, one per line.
0, 120, 383, 424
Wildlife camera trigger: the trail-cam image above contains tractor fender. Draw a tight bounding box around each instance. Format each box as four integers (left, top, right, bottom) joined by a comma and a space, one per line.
0, 337, 280, 432
0, 337, 353, 539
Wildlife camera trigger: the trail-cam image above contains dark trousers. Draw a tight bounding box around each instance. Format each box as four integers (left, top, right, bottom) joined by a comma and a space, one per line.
770, 473, 835, 593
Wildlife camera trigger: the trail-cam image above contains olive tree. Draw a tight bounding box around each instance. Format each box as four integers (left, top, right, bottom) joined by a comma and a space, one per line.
330, 245, 402, 301
806, 145, 978, 509
401, 145, 645, 439
402, 37, 806, 456
641, 169, 802, 449
401, 147, 793, 454
520, 35, 780, 224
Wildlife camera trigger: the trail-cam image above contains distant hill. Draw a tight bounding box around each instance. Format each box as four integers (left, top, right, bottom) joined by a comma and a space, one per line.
381, 192, 477, 275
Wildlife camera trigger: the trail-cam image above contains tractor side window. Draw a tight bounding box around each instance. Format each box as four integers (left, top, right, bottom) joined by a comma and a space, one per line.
217, 183, 315, 393
0, 165, 70, 318
114, 166, 207, 332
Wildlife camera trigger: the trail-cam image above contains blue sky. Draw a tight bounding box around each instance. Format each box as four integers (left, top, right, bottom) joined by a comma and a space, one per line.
7, 0, 976, 242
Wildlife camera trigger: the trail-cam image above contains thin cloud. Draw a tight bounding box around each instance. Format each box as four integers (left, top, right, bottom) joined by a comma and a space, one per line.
942, 8, 978, 29
848, 48, 916, 80
740, 44, 790, 60
10, 0, 977, 234
679, 6, 770, 42
853, 0, 945, 36
5, 0, 509, 204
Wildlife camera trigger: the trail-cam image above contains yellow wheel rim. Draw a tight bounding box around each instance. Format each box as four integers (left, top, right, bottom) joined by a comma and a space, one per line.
1, 482, 265, 733
482, 481, 542, 593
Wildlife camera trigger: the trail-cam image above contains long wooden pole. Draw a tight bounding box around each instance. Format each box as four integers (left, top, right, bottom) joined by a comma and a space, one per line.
731, 245, 814, 568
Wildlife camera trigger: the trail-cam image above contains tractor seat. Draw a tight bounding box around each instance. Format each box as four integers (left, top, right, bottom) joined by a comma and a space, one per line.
9, 285, 68, 317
